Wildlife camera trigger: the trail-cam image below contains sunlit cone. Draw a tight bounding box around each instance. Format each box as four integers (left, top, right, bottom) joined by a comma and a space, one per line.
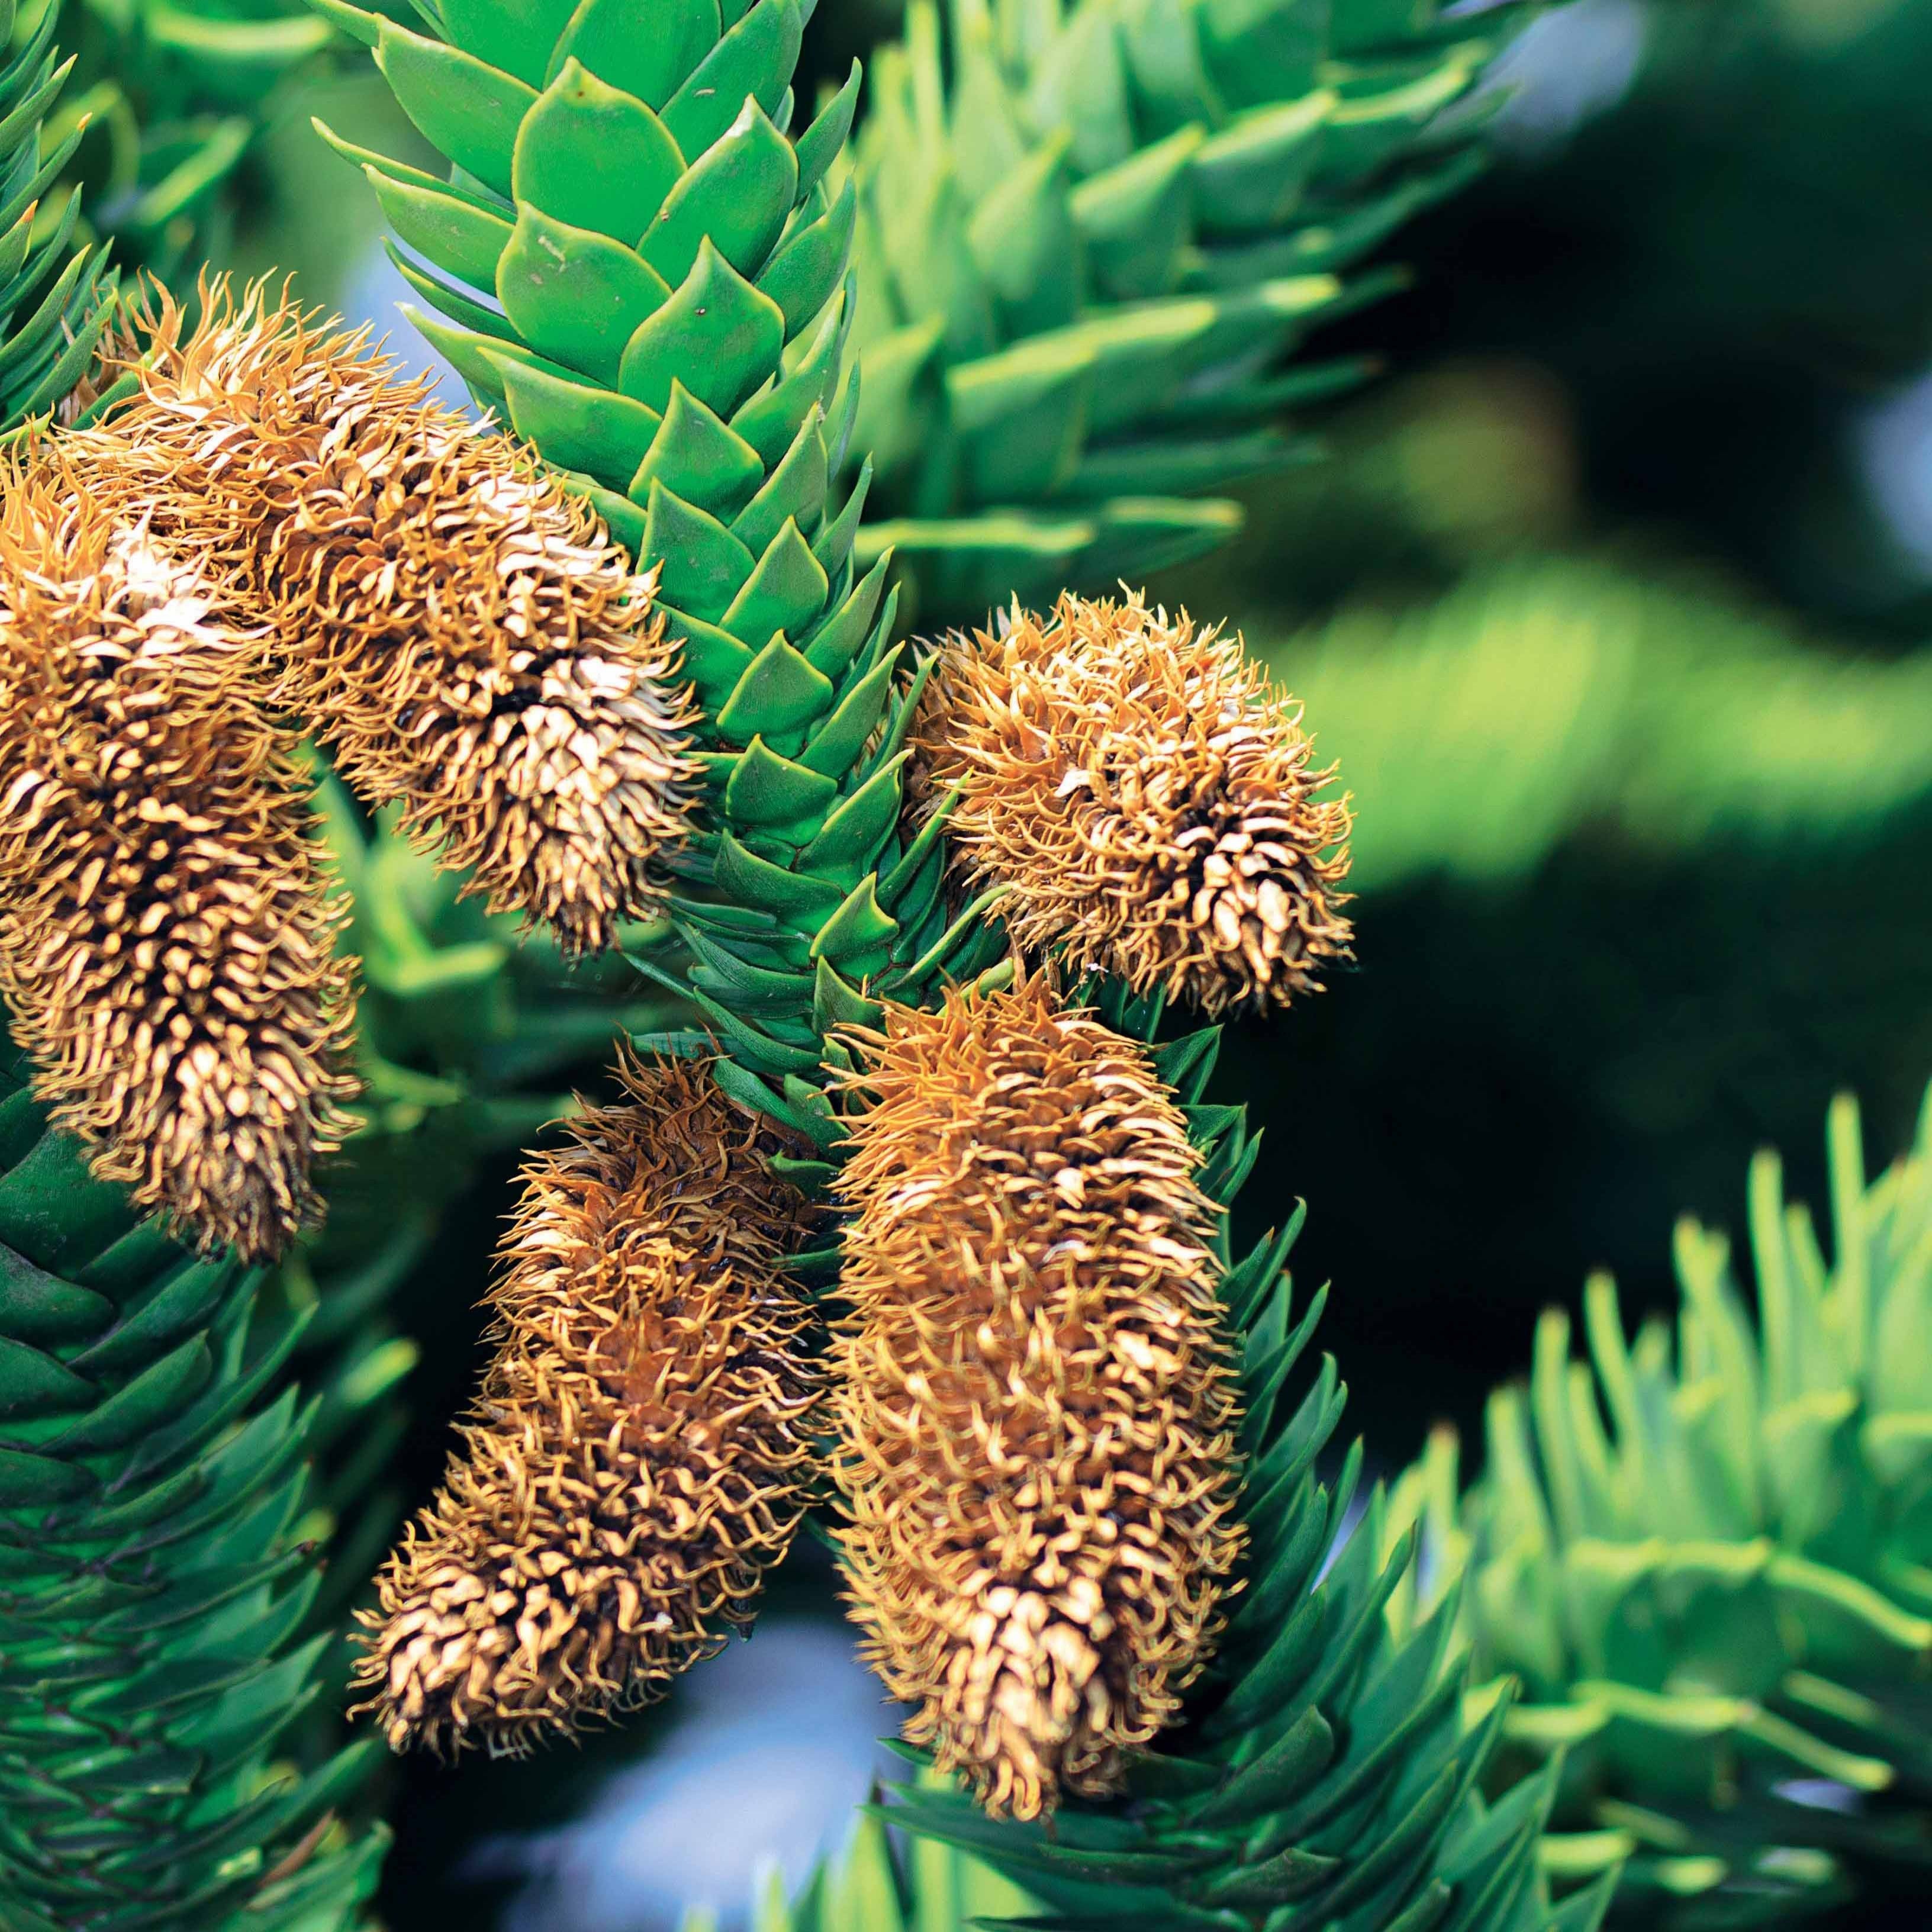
910, 591, 1354, 1016
355, 1055, 824, 1757
67, 278, 701, 955
0, 458, 359, 1259
830, 975, 1245, 1820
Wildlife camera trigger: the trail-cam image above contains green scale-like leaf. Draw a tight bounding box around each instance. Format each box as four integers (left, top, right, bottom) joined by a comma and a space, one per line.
1398, 1086, 1932, 1924
0, 1034, 385, 1931
871, 980, 1617, 1932
843, 0, 1518, 618
310, 0, 862, 650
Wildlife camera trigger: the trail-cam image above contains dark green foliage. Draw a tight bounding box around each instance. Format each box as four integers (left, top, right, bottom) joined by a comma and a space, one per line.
879, 978, 1618, 1932
306, 765, 687, 1267
0, 1033, 384, 1930
0, 0, 115, 430
843, 0, 1517, 618
1405, 1088, 1932, 1924
1361, 0, 1932, 619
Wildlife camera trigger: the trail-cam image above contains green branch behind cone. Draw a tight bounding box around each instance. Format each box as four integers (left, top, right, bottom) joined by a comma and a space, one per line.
868, 976, 1615, 1932
321, 0, 1599, 1919
37, 0, 337, 279
844, 0, 1518, 618
307, 0, 1012, 1141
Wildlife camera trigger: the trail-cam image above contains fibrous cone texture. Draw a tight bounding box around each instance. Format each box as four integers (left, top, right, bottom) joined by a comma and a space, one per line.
0, 458, 359, 1258
355, 1055, 824, 1757
910, 591, 1354, 1016
831, 975, 1245, 1820
65, 278, 700, 955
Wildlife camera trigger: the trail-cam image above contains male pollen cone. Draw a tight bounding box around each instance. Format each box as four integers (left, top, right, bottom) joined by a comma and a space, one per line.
65, 278, 700, 956
0, 458, 359, 1259
355, 1055, 824, 1757
909, 590, 1353, 1016
831, 975, 1245, 1820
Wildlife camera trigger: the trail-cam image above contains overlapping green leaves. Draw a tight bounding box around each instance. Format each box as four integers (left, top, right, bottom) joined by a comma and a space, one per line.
746, 1801, 1037, 1932
0, 0, 117, 430
845, 0, 1518, 616
1400, 1088, 1932, 1924
317, 0, 1023, 1120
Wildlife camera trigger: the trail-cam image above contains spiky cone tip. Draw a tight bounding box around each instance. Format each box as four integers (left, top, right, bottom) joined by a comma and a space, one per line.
353, 1054, 825, 1758
66, 276, 703, 957
910, 590, 1353, 1018
829, 974, 1247, 1820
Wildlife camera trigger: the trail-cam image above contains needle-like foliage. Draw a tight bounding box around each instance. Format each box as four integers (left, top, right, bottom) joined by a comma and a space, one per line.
0, 1029, 385, 1929
1398, 1087, 1932, 1924
0, 0, 117, 431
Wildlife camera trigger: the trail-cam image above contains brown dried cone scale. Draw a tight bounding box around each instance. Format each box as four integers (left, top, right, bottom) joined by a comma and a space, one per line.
830, 975, 1246, 1820
910, 591, 1353, 1016
64, 279, 701, 955
0, 456, 359, 1259
355, 1055, 825, 1756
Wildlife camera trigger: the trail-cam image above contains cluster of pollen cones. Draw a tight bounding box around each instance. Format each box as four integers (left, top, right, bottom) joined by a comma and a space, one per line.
1, 273, 1355, 1818
0, 279, 700, 1258
360, 992, 1247, 1821
349, 588, 1347, 1798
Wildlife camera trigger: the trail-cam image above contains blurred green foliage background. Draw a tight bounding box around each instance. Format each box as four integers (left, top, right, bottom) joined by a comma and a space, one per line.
44, 0, 1932, 1918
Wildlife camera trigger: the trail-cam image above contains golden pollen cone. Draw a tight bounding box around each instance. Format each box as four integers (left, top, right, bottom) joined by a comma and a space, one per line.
910, 590, 1353, 1016
830, 975, 1246, 1820
354, 1055, 825, 1757
0, 458, 359, 1259
65, 276, 701, 956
